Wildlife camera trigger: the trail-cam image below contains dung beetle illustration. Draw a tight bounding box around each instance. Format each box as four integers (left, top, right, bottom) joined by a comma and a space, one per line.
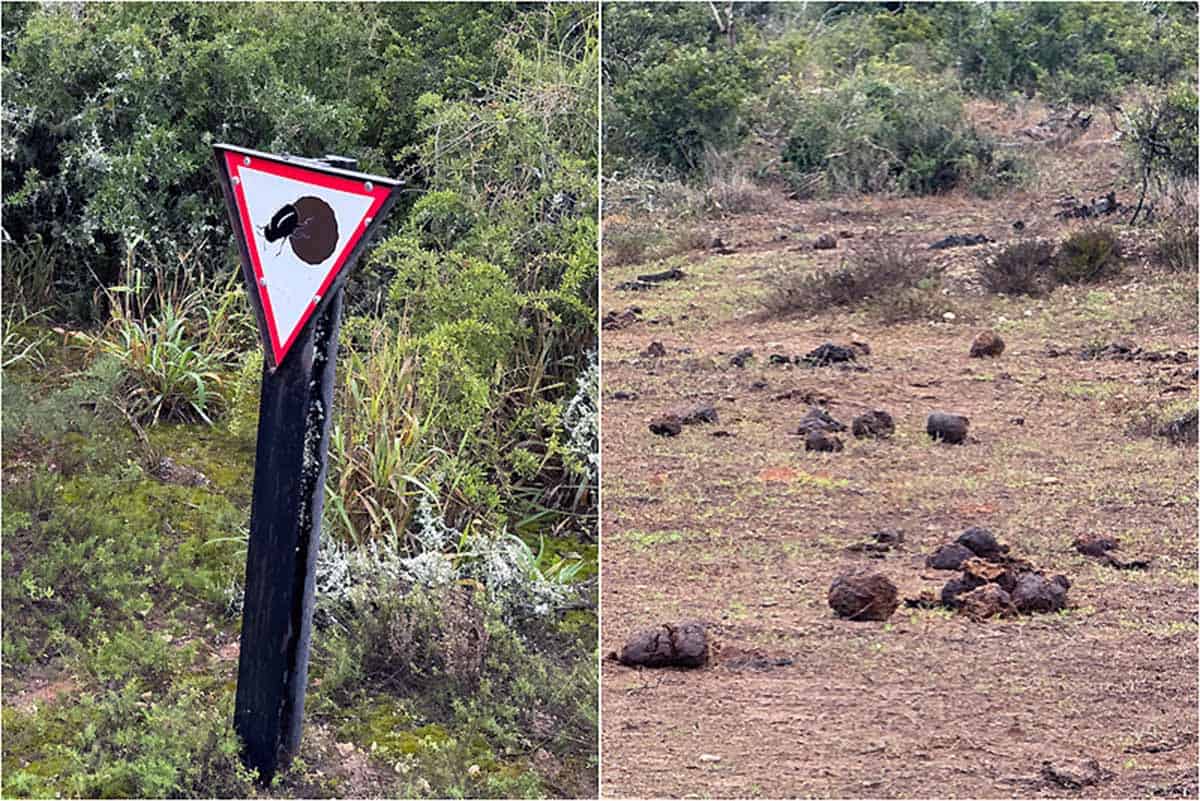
258, 196, 338, 265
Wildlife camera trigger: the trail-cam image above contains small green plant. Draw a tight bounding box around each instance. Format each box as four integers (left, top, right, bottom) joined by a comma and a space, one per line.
1, 308, 48, 370
94, 299, 226, 425
980, 239, 1056, 296
1054, 225, 1124, 285
762, 241, 934, 318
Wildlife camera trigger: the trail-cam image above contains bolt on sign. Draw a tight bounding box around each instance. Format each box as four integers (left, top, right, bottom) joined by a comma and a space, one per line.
213, 144, 401, 782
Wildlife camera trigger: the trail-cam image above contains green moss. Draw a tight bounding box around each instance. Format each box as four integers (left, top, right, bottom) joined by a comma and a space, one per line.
332, 694, 543, 797
146, 422, 255, 502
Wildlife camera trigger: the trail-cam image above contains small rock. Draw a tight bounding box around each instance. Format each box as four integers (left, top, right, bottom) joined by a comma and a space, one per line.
750, 379, 768, 390
152, 457, 211, 488
803, 343, 857, 367
969, 330, 1005, 358
602, 306, 642, 330
851, 410, 894, 439
961, 557, 1020, 592
797, 406, 846, 434
618, 621, 708, 668
828, 570, 898, 621
849, 340, 871, 356
730, 348, 754, 367
805, 430, 844, 452
927, 411, 969, 444
698, 754, 722, 763
768, 353, 791, 365
1073, 533, 1119, 557
813, 233, 838, 250
1158, 409, 1198, 446
926, 542, 975, 570
649, 415, 683, 437
956, 527, 1007, 559
1010, 416, 1025, 425
929, 233, 994, 250
641, 341, 667, 358
957, 584, 1014, 619
1041, 758, 1111, 790
1011, 572, 1069, 614
680, 402, 718, 425
940, 574, 986, 608
872, 529, 903, 546
612, 390, 638, 401
637, 266, 686, 284
845, 530, 903, 557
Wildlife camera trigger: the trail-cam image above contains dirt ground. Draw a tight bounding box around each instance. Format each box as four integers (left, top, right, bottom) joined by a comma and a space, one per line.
599, 105, 1198, 798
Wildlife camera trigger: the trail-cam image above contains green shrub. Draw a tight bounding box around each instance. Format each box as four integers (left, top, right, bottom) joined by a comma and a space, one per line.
609, 44, 757, 174
980, 239, 1056, 296
602, 224, 659, 267
762, 240, 934, 318
1, 3, 562, 322
325, 323, 429, 545
225, 349, 262, 447
1054, 225, 1123, 284
956, 3, 1196, 103
780, 66, 1013, 197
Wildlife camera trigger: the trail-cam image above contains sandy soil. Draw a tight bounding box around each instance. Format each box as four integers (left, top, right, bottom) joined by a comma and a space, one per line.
599, 105, 1198, 799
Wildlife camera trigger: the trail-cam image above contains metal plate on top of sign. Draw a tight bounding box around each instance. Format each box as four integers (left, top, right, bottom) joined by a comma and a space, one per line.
213, 144, 402, 368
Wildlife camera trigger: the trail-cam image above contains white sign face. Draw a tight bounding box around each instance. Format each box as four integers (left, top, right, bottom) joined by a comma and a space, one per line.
219, 148, 395, 366
239, 168, 373, 352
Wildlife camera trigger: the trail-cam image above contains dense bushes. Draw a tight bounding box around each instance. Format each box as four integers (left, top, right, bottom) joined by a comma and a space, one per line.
780, 66, 1017, 196
0, 3, 547, 321
604, 2, 1196, 200
608, 45, 757, 173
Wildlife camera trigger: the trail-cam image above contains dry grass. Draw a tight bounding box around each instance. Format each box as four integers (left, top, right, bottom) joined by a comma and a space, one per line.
761, 241, 935, 319
979, 239, 1057, 296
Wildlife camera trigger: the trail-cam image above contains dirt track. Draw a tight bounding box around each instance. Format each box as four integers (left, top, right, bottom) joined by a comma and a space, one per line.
599, 107, 1198, 798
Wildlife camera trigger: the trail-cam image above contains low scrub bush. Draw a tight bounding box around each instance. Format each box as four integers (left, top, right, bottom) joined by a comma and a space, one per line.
603, 223, 661, 268
699, 149, 781, 215
780, 66, 1019, 197
980, 239, 1056, 296
762, 241, 933, 318
1157, 212, 1199, 274
1054, 225, 1124, 284
873, 274, 956, 325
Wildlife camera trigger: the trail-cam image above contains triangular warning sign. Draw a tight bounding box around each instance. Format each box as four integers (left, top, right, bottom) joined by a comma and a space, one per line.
214, 144, 401, 367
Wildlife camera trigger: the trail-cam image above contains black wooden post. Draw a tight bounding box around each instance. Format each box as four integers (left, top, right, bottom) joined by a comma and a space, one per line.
232, 154, 354, 783
234, 288, 343, 782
